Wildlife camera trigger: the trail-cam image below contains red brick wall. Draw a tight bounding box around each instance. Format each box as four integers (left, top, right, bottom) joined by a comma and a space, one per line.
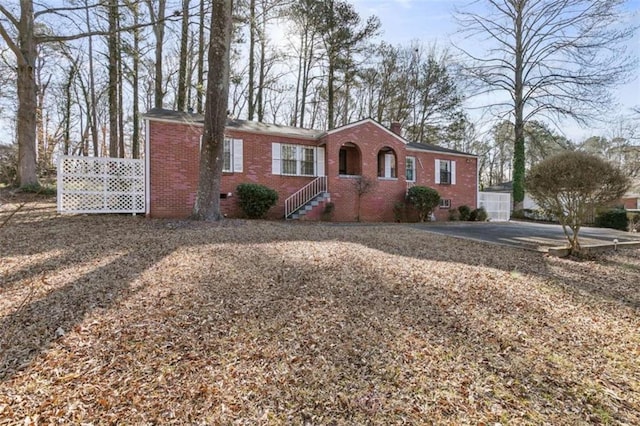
324, 122, 478, 222
147, 120, 200, 218
218, 130, 319, 219
410, 152, 478, 221
621, 197, 639, 210
147, 118, 478, 221
148, 119, 319, 219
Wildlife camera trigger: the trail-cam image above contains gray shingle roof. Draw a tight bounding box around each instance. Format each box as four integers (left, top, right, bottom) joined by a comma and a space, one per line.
144, 109, 476, 156
407, 142, 476, 157
144, 108, 323, 139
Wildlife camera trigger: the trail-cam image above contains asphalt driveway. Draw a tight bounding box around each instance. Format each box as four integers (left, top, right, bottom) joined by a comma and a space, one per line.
409, 220, 640, 251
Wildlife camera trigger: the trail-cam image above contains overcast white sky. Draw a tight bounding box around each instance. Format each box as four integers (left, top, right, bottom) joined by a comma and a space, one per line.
351, 0, 640, 141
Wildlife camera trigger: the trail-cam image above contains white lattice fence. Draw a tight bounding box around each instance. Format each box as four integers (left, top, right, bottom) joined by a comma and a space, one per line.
478, 192, 511, 222
57, 156, 145, 214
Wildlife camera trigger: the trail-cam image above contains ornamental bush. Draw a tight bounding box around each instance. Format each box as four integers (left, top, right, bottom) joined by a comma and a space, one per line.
472, 206, 488, 222
236, 183, 278, 219
595, 209, 629, 231
527, 151, 630, 255
458, 205, 471, 221
407, 186, 440, 222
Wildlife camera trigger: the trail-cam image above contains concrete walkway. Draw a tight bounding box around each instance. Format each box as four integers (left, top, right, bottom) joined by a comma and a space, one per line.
408, 220, 640, 252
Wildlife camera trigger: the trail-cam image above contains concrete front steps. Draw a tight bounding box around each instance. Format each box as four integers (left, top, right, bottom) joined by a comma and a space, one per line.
289, 192, 331, 220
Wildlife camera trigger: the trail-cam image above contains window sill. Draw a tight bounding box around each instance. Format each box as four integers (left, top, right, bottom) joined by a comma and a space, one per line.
378, 177, 398, 181
338, 174, 362, 179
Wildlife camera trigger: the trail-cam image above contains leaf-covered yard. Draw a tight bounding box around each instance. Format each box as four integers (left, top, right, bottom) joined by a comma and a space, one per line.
1, 198, 639, 424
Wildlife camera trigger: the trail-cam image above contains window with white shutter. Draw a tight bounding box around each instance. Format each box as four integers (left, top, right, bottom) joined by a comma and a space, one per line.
222, 138, 243, 173
272, 143, 323, 177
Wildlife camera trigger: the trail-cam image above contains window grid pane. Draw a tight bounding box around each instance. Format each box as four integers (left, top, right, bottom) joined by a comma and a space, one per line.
223, 139, 231, 172
301, 148, 315, 175
282, 145, 297, 174
440, 160, 451, 184
406, 157, 415, 181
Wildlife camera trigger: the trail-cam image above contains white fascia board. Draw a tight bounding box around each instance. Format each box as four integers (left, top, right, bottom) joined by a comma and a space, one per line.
406, 146, 478, 158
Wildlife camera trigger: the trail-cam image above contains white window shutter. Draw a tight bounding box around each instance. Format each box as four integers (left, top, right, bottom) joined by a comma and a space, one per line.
233, 139, 243, 172
385, 154, 393, 178
435, 159, 441, 184
316, 146, 325, 176
272, 143, 281, 175
451, 160, 456, 185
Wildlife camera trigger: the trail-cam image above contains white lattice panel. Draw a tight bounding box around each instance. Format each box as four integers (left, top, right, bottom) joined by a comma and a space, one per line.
57, 156, 145, 214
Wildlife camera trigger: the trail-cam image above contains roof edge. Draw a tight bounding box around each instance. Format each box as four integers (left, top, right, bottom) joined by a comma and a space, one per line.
327, 118, 408, 145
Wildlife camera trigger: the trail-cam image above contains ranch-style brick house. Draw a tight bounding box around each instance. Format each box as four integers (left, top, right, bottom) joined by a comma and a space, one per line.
144, 109, 478, 222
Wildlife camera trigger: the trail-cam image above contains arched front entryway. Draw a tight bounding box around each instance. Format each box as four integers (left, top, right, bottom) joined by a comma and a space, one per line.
338, 142, 362, 176
377, 146, 397, 178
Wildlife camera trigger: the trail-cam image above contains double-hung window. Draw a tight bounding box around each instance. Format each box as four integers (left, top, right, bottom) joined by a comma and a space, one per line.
281, 144, 298, 175
202, 137, 243, 173
300, 147, 315, 175
222, 138, 243, 173
272, 143, 325, 177
435, 159, 456, 185
406, 156, 416, 182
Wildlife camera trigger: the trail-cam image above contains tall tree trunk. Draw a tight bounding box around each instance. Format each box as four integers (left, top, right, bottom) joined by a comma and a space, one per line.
247, 0, 256, 120
299, 32, 314, 128
512, 3, 525, 211
186, 31, 194, 108
16, 0, 38, 187
108, 0, 119, 158
35, 67, 50, 171
196, 0, 205, 113
327, 55, 335, 130
117, 13, 125, 158
292, 33, 303, 127
256, 17, 266, 122
177, 0, 190, 111
146, 0, 167, 108
192, 0, 233, 220
131, 1, 140, 158
85, 0, 99, 156
63, 62, 76, 155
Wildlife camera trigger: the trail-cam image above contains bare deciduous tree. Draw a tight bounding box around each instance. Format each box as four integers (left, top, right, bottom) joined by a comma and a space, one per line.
352, 175, 375, 222
457, 0, 636, 210
193, 0, 233, 221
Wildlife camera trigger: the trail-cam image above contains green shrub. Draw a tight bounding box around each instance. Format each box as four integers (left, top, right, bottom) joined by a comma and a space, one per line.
473, 207, 488, 222
236, 183, 278, 219
393, 202, 406, 222
448, 209, 460, 221
458, 205, 471, 221
595, 208, 628, 231
407, 186, 440, 222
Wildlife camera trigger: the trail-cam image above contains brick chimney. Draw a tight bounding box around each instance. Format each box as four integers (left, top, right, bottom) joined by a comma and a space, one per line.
390, 122, 402, 136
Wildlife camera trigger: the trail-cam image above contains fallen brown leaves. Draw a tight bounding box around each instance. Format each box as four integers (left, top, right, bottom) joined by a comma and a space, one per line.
1, 200, 639, 424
